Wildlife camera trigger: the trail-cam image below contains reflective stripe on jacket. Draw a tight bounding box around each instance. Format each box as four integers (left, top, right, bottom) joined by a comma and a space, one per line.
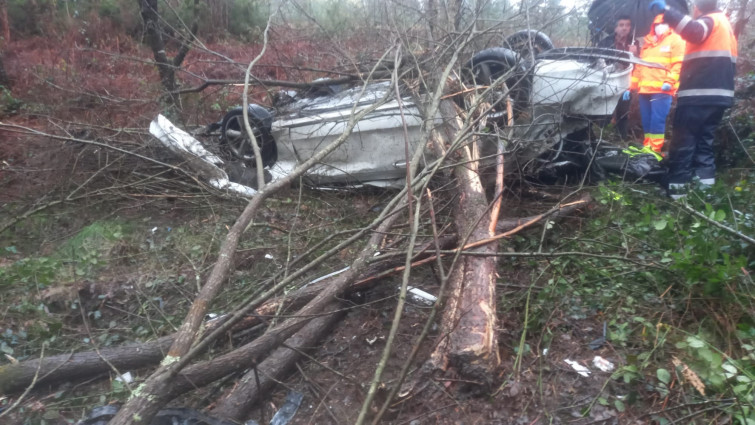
630, 17, 685, 95
676, 12, 738, 106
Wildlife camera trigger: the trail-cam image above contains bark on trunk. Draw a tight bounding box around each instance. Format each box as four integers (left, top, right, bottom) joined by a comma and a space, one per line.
211, 301, 346, 421
0, 0, 9, 44
0, 53, 9, 88
137, 0, 176, 93
0, 337, 173, 395
428, 99, 500, 384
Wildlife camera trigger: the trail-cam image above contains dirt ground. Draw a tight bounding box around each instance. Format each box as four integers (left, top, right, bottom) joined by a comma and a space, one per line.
267, 277, 635, 424
0, 188, 646, 425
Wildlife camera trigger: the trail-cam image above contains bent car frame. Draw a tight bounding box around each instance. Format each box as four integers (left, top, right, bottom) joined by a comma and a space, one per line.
150, 33, 667, 195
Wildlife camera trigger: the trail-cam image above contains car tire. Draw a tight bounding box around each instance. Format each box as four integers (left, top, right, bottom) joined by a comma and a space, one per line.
464, 47, 521, 87
504, 30, 554, 66
220, 105, 277, 168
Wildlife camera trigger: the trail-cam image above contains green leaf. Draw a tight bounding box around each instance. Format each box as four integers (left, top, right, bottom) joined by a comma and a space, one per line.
687, 336, 705, 348
657, 368, 671, 385
714, 210, 726, 221
698, 348, 714, 363
653, 219, 667, 230
722, 363, 738, 378
614, 399, 626, 412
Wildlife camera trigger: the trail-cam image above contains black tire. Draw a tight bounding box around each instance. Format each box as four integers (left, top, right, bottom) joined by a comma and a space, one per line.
464, 47, 530, 111
220, 105, 277, 168
504, 30, 554, 66
464, 47, 521, 87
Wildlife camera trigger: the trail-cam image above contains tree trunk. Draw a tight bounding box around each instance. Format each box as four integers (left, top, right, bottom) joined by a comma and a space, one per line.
0, 337, 174, 395
428, 99, 500, 385
136, 0, 198, 108
0, 53, 9, 88
733, 0, 750, 38
137, 0, 175, 92
0, 0, 9, 44
211, 301, 346, 421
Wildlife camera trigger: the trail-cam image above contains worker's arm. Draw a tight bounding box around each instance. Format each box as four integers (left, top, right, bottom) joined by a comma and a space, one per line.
662, 9, 715, 44
666, 36, 684, 89
629, 62, 639, 91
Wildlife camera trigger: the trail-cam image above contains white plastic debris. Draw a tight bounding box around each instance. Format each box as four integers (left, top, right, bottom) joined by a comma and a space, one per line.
302, 266, 350, 288
151, 227, 158, 233
115, 371, 134, 383
564, 359, 591, 377
265, 254, 274, 260
403, 286, 437, 306
542, 348, 548, 356
592, 356, 615, 372
149, 115, 258, 198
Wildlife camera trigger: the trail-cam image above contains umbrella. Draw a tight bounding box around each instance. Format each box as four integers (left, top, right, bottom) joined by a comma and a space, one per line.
588, 0, 689, 45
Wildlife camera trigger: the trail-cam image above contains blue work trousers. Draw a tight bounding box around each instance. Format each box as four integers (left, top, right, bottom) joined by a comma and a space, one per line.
665, 104, 727, 186
638, 93, 673, 138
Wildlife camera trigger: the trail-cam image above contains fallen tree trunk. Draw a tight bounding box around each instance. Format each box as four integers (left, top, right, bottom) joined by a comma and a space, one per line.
495, 197, 590, 233
427, 99, 500, 384
0, 337, 174, 395
210, 301, 346, 420
210, 195, 411, 420
0, 198, 586, 396
91, 198, 409, 421
0, 235, 455, 396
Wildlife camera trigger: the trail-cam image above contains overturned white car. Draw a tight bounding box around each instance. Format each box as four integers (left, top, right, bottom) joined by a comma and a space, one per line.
152, 33, 666, 194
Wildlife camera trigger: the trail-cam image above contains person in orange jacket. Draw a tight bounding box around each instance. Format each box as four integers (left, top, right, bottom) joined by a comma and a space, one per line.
622, 15, 685, 154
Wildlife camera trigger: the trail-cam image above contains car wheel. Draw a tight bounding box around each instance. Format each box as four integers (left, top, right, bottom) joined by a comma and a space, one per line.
464, 47, 530, 118
220, 105, 277, 168
464, 47, 521, 87
504, 30, 554, 66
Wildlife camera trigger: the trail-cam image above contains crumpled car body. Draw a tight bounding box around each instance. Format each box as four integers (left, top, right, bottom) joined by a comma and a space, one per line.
254, 47, 647, 188
155, 45, 665, 194
268, 81, 426, 188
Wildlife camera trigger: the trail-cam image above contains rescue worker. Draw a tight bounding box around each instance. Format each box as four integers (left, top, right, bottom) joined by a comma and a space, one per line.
649, 0, 738, 199
622, 15, 685, 154
599, 15, 638, 140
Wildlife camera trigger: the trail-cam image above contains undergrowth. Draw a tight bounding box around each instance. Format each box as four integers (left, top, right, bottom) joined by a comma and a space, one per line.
512, 168, 755, 423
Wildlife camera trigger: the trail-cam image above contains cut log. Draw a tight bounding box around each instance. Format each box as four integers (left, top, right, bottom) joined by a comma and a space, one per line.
88, 199, 410, 421
0, 198, 586, 398
210, 301, 346, 421
0, 235, 456, 396
427, 99, 500, 384
0, 337, 174, 395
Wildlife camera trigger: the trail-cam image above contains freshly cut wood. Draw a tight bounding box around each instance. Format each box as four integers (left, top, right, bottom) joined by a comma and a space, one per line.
211, 301, 346, 421
427, 99, 500, 384
496, 196, 591, 233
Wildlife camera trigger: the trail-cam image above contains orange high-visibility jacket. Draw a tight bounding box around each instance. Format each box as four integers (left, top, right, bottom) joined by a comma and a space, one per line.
676, 11, 738, 106
630, 16, 685, 95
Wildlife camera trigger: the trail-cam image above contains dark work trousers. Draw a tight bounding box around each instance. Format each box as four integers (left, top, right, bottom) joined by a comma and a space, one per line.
665, 104, 727, 186
614, 97, 631, 140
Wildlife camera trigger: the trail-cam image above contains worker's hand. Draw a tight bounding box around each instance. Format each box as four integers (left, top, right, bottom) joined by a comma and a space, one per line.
661, 83, 672, 91
622, 90, 631, 101
649, 0, 667, 14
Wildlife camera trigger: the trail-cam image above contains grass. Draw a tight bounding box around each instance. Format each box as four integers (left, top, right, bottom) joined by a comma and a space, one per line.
505, 166, 755, 423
